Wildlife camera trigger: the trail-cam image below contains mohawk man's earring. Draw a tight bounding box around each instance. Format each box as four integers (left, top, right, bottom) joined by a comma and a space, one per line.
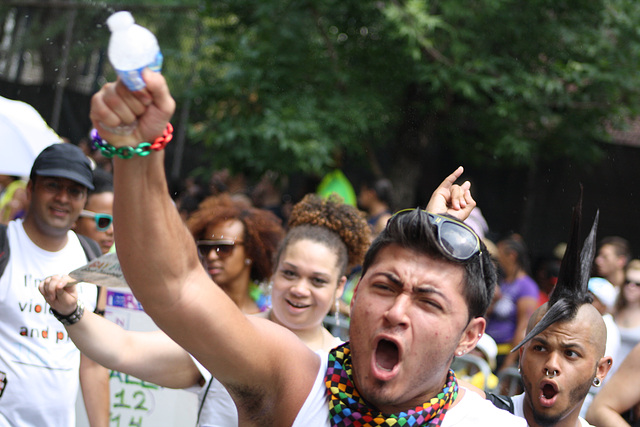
593, 378, 601, 387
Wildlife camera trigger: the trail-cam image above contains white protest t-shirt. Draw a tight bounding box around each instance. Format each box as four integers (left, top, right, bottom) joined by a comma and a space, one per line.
0, 220, 98, 427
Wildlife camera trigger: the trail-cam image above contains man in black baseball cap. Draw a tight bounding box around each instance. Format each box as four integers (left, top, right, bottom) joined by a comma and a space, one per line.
0, 142, 109, 426
30, 142, 95, 190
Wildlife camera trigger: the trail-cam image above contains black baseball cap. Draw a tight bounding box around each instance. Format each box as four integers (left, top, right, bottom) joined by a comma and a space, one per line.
30, 143, 95, 190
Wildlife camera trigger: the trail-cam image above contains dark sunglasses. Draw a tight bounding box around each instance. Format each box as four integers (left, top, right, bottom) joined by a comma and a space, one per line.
79, 209, 113, 231
196, 240, 244, 259
392, 209, 481, 261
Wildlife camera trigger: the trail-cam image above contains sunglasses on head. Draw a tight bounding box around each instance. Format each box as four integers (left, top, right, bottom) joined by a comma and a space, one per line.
79, 209, 113, 231
196, 240, 244, 259
392, 209, 481, 261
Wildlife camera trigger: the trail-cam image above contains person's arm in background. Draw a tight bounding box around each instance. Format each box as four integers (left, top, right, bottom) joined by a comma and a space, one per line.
500, 295, 538, 371
586, 343, 640, 427
79, 354, 110, 427
79, 283, 111, 427
40, 277, 203, 389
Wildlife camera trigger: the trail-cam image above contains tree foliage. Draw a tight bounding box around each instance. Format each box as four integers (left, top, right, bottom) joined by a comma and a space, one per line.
2, 0, 640, 193
187, 0, 640, 184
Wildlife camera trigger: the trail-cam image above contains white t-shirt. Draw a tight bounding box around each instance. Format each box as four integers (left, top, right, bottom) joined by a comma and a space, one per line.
293, 352, 527, 426
0, 220, 98, 427
512, 393, 592, 427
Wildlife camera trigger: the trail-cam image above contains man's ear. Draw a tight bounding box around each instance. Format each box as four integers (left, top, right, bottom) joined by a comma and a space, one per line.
455, 317, 485, 356
26, 179, 34, 203
596, 356, 613, 383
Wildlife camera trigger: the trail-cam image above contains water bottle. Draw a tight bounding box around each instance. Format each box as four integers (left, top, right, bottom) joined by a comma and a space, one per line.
106, 11, 163, 92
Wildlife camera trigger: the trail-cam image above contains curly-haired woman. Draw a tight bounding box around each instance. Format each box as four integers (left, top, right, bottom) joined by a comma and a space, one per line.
187, 194, 283, 314
260, 193, 370, 352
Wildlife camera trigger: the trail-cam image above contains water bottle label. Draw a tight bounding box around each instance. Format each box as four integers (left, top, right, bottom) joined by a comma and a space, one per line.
116, 51, 164, 91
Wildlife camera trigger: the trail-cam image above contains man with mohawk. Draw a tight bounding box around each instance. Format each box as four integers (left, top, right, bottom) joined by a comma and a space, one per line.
487, 195, 613, 427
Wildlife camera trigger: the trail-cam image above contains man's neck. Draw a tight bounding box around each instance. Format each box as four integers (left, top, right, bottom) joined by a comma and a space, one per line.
523, 396, 582, 427
607, 270, 625, 288
21, 216, 69, 252
360, 371, 451, 415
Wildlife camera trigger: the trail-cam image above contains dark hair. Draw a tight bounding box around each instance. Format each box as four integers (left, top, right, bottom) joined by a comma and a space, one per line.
498, 234, 531, 275
276, 194, 371, 276
513, 192, 598, 352
187, 194, 284, 282
599, 236, 631, 265
373, 178, 394, 209
361, 209, 496, 320
90, 169, 114, 195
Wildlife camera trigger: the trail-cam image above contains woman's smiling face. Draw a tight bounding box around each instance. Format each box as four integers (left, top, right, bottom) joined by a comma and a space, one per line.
270, 239, 344, 333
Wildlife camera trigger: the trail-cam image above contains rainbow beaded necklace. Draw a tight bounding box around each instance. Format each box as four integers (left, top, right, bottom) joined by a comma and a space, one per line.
325, 342, 458, 426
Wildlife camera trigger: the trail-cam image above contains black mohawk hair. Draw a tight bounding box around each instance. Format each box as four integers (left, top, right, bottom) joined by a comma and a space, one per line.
512, 189, 598, 352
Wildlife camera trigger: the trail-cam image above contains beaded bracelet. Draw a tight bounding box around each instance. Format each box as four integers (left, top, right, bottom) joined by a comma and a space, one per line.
91, 123, 174, 159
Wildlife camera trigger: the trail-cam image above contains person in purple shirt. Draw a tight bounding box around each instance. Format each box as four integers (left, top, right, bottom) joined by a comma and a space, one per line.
486, 234, 539, 371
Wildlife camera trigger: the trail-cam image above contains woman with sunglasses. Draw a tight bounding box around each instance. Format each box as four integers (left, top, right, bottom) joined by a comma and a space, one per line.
39, 167, 475, 426
187, 194, 283, 313
74, 169, 115, 255
611, 259, 640, 374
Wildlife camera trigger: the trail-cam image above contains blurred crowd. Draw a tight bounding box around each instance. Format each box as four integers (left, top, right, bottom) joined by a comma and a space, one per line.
2, 139, 640, 427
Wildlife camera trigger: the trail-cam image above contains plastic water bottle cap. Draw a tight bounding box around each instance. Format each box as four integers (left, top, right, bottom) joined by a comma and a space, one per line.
107, 11, 135, 33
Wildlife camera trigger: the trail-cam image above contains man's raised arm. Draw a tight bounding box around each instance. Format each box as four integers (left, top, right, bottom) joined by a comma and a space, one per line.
90, 71, 318, 423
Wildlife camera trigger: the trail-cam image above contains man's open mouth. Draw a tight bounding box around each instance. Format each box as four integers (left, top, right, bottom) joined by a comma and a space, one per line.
542, 383, 557, 399
375, 339, 399, 372
539, 381, 559, 407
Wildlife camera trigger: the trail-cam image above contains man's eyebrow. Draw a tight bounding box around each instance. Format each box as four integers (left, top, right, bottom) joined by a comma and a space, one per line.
374, 272, 403, 288
531, 336, 548, 346
560, 341, 586, 352
414, 286, 445, 296
531, 335, 586, 351
414, 285, 452, 308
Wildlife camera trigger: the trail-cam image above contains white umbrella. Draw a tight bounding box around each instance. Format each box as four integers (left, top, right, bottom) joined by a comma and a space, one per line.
0, 96, 62, 177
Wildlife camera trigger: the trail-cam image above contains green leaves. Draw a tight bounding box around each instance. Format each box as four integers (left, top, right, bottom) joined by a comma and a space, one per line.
7, 0, 640, 180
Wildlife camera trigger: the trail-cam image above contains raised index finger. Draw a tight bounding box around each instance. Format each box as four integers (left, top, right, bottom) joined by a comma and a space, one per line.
438, 166, 464, 191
